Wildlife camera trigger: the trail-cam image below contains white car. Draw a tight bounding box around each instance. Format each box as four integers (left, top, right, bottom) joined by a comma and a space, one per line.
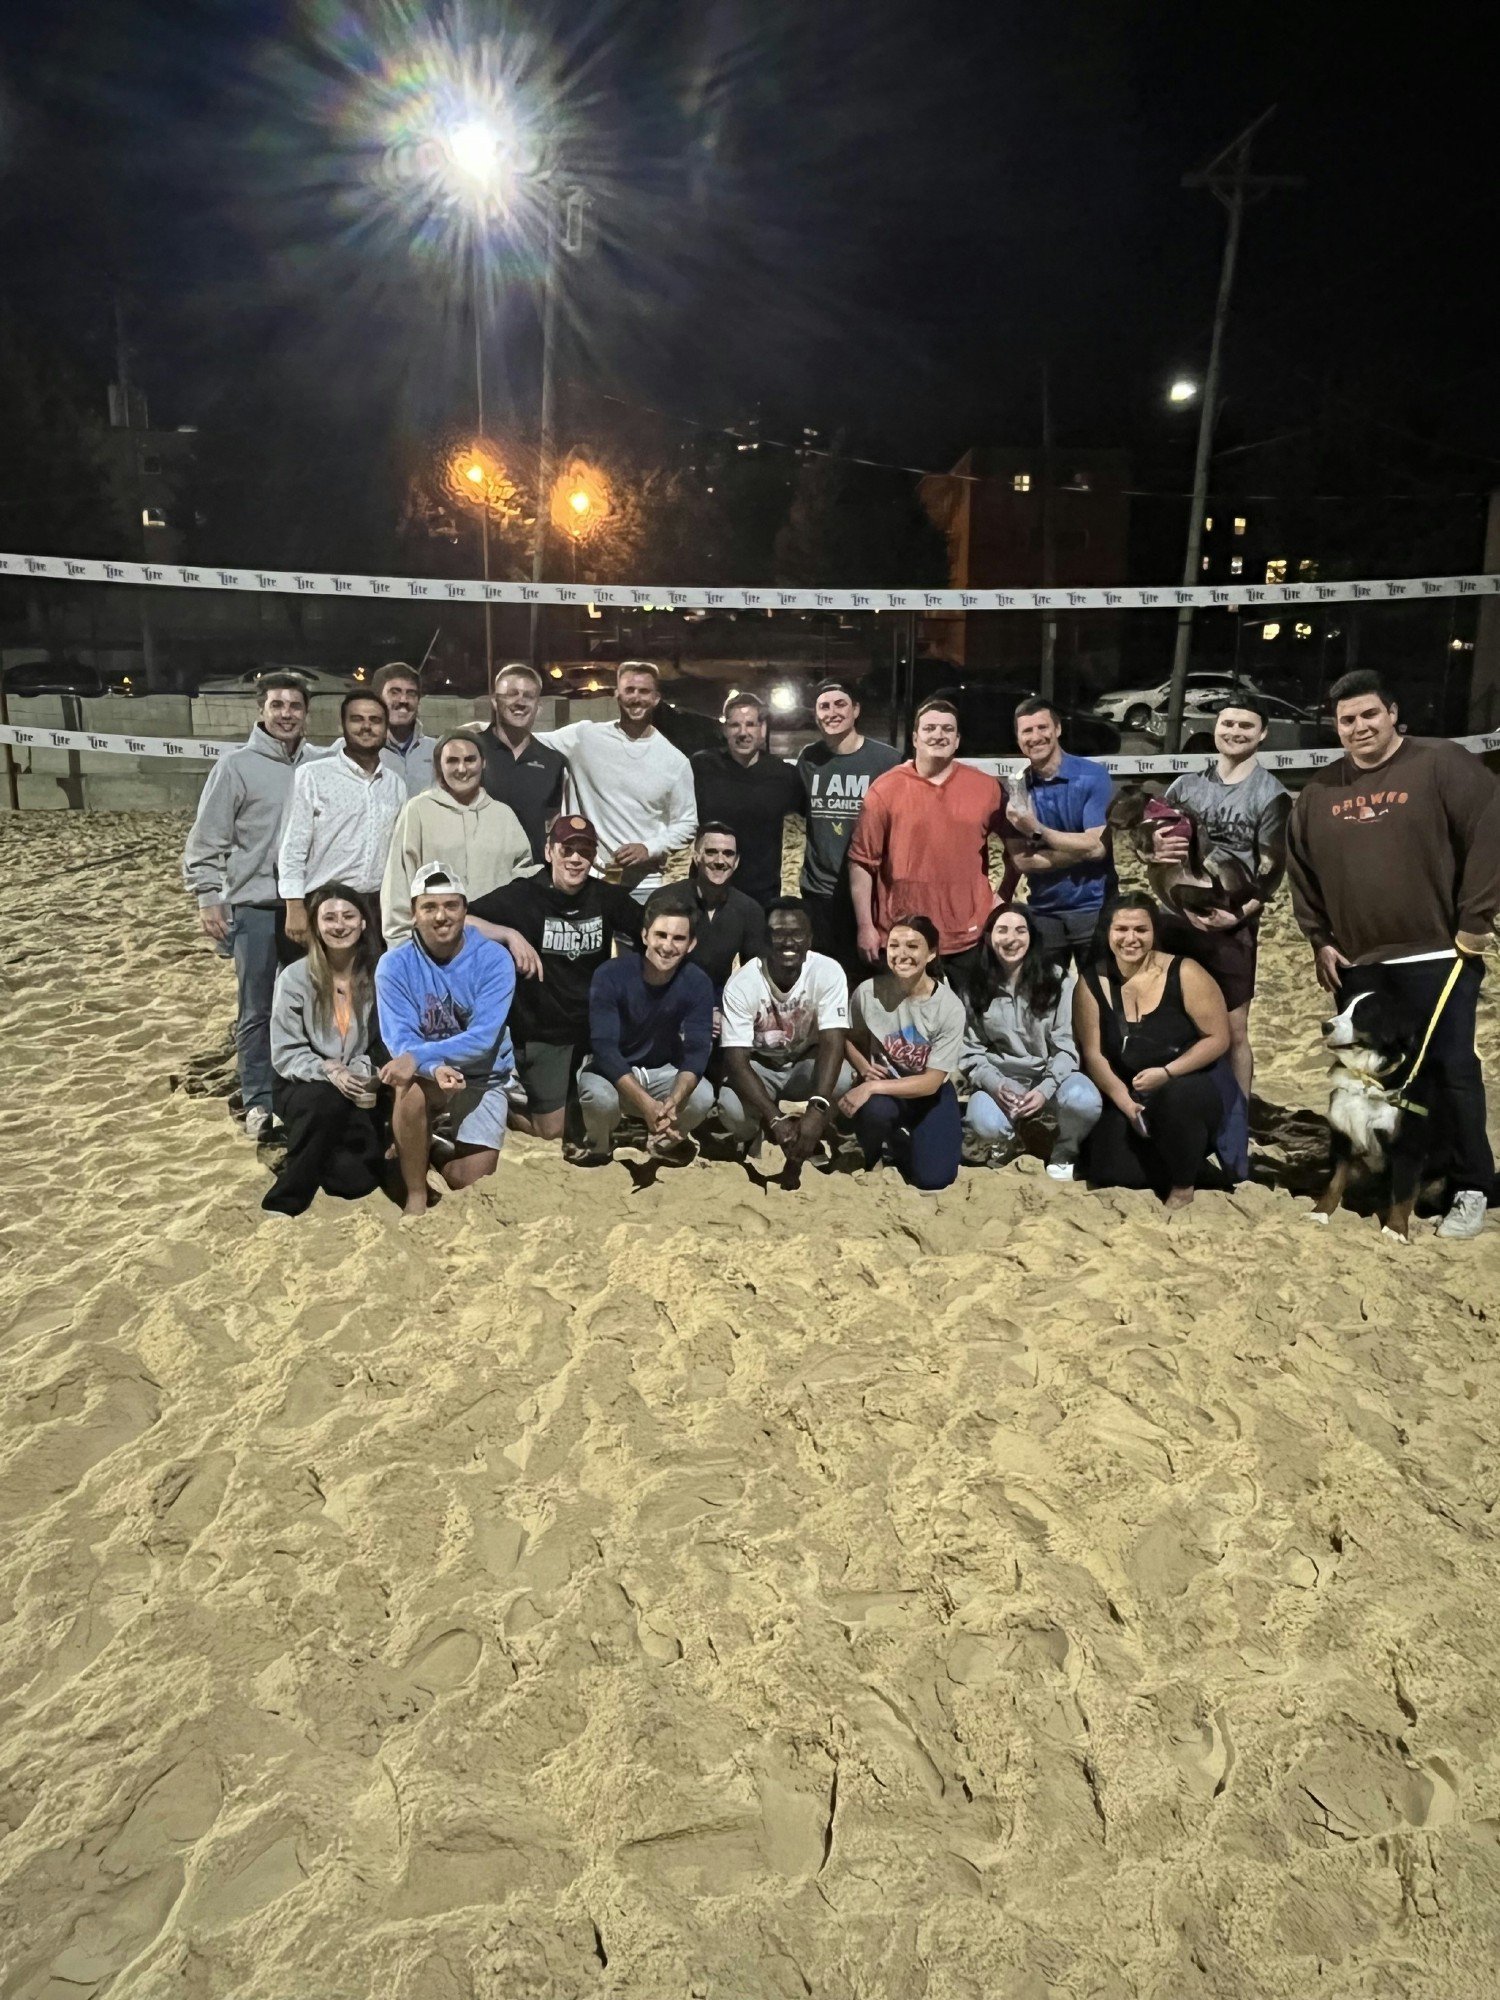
1146, 688, 1321, 752
1093, 671, 1251, 734
195, 665, 355, 697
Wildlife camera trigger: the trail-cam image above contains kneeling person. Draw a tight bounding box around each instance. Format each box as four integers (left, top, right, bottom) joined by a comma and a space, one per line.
468, 814, 643, 1141
718, 898, 852, 1161
577, 892, 715, 1164
375, 864, 517, 1214
263, 882, 385, 1216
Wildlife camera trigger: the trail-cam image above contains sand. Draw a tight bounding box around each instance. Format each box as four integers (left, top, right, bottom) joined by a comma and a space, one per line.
3, 808, 1500, 2000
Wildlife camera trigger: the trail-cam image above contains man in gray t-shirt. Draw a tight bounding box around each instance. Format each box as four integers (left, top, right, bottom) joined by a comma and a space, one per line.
1153, 700, 1291, 1100
795, 680, 901, 976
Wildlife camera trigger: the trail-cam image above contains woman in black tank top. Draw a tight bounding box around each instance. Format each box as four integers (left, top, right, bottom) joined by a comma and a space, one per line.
1072, 895, 1232, 1206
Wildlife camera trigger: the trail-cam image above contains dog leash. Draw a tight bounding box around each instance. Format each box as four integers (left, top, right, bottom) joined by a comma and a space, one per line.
1387, 953, 1470, 1118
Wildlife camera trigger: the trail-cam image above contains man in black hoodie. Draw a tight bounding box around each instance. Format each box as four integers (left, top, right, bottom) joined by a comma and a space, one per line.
468, 815, 642, 1140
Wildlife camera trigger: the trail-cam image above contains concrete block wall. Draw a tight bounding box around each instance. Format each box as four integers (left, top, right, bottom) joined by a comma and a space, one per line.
4, 692, 561, 812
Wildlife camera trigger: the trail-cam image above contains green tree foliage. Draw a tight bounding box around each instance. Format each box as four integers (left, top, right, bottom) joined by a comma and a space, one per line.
774, 446, 949, 589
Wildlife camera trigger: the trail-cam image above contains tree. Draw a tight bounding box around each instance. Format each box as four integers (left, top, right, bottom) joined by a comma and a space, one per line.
773, 446, 949, 590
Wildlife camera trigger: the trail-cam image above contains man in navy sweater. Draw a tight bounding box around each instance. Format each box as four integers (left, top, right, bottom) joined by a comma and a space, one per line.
575, 890, 715, 1165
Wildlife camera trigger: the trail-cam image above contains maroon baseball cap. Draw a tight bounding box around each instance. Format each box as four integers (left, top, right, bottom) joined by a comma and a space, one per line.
549, 814, 599, 853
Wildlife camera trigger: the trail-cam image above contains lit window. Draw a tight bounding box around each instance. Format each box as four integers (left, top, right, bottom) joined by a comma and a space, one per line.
142, 507, 167, 529
1265, 558, 1287, 583
1013, 472, 1032, 492
1204, 516, 1214, 533
1229, 557, 1243, 576
1233, 516, 1248, 535
1297, 558, 1318, 578
1261, 622, 1281, 641
1295, 622, 1313, 640
1201, 556, 1211, 573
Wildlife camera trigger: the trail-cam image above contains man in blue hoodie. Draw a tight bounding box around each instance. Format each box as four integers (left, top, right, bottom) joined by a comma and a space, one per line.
183, 672, 322, 1140
375, 863, 517, 1215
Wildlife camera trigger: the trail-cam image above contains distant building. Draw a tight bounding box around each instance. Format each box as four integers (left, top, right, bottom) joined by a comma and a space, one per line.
919, 446, 1130, 693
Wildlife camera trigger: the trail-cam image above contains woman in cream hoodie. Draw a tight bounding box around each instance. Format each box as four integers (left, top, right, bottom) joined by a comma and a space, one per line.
381, 732, 536, 941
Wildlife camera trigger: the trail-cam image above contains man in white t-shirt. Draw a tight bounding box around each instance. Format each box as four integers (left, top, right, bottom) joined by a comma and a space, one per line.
717, 898, 853, 1161
538, 660, 697, 902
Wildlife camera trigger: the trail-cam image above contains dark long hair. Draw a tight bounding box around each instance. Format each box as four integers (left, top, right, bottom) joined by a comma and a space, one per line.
970, 903, 1064, 1018
1099, 892, 1161, 960
305, 882, 379, 1033
886, 912, 944, 980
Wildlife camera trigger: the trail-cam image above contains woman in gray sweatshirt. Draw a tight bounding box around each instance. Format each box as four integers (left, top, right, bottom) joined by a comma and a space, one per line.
262, 883, 386, 1215
961, 904, 1102, 1179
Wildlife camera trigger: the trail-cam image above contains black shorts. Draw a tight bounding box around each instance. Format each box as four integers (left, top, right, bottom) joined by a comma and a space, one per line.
1170, 914, 1261, 1013
512, 1038, 583, 1116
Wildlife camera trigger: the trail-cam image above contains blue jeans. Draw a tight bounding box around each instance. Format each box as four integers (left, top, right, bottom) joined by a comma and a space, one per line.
965, 1072, 1103, 1162
854, 1082, 962, 1190
230, 904, 285, 1115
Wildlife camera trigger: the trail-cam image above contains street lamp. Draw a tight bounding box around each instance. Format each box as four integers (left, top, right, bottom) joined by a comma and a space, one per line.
1168, 378, 1199, 404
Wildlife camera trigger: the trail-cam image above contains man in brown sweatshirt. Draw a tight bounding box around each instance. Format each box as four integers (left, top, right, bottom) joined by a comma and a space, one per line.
1288, 669, 1500, 1238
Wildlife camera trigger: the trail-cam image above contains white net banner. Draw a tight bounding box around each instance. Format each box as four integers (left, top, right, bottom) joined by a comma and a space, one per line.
3, 549, 1498, 615
6, 722, 1499, 779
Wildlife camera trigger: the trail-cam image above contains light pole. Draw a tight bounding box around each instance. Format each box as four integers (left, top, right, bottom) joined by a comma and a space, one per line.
1162, 109, 1300, 752
471, 237, 493, 678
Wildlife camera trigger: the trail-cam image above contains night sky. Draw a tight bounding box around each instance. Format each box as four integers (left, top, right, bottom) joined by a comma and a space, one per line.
0, 0, 1494, 482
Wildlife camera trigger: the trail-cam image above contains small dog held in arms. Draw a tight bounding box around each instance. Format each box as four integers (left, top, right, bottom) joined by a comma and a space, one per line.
1107, 786, 1257, 920
1311, 972, 1442, 1241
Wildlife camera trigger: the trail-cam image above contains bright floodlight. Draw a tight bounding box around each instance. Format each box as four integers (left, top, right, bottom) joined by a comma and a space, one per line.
768, 683, 798, 713
465, 463, 485, 483
448, 118, 503, 188
1169, 378, 1199, 404
569, 489, 591, 515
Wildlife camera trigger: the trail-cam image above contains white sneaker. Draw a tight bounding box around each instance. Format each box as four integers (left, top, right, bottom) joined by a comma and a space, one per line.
244, 1107, 272, 1142
1436, 1190, 1489, 1239
1045, 1160, 1076, 1182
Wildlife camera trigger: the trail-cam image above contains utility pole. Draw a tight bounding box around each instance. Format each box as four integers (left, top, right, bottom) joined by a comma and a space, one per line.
1163, 109, 1301, 751
114, 295, 161, 693
1039, 360, 1057, 702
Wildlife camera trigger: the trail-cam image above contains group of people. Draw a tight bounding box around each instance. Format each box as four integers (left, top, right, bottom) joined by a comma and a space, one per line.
182, 653, 1500, 1235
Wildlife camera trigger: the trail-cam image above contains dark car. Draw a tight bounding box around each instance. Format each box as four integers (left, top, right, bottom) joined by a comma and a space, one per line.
653, 699, 725, 757
0, 658, 135, 699
860, 663, 1121, 758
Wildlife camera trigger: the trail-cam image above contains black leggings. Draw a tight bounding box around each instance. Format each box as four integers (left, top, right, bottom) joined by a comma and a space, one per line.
262, 1077, 385, 1216
1083, 1071, 1222, 1196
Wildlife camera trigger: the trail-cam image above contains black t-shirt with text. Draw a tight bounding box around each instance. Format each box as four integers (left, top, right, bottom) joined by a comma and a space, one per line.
469, 874, 642, 1042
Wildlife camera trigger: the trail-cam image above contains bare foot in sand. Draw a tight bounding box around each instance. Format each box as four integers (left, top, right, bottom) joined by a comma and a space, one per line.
1164, 1186, 1195, 1212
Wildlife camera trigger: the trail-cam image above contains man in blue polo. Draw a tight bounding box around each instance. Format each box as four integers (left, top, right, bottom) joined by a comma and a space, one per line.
1005, 697, 1114, 967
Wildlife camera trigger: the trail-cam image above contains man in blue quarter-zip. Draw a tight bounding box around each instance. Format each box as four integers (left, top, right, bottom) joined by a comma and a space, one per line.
375, 864, 517, 1215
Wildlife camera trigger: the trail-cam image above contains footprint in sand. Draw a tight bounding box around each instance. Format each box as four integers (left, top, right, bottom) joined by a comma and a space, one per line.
1291, 1727, 1457, 1842
179, 1830, 308, 1935
1167, 1708, 1236, 1802
0, 1367, 161, 1524
144, 1451, 234, 1557
406, 1626, 484, 1695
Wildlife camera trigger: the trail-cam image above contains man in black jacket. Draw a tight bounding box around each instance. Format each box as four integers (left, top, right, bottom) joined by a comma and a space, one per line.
691, 693, 802, 907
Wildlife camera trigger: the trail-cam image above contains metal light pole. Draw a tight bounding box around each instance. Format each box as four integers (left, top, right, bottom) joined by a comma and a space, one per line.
529, 186, 585, 671
529, 194, 559, 672
472, 238, 494, 682
1039, 360, 1057, 702
1163, 109, 1300, 751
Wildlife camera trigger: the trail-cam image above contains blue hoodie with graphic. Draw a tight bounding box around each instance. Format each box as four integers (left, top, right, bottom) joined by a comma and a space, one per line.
375, 929, 516, 1084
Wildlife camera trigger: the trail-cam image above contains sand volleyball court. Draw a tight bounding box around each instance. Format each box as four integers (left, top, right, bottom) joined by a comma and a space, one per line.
2, 810, 1499, 1998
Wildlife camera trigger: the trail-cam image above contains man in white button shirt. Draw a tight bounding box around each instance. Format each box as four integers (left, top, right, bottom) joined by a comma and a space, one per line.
538, 661, 697, 902
279, 693, 405, 945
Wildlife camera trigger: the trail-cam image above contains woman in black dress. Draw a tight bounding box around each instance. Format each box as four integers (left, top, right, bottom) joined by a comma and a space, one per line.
1072, 894, 1231, 1208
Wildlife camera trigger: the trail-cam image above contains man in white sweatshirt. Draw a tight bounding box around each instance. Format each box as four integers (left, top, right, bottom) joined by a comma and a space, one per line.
539, 661, 697, 903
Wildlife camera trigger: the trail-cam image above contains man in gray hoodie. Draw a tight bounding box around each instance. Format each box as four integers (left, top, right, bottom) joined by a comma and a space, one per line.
183, 672, 322, 1138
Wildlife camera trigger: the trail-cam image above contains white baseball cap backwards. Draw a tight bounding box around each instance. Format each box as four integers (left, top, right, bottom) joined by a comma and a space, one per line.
410, 862, 469, 901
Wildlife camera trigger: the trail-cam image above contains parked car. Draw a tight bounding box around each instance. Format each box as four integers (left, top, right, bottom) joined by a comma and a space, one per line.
1146, 689, 1331, 753
863, 664, 1122, 758
0, 658, 135, 698
194, 665, 354, 696
1093, 671, 1263, 734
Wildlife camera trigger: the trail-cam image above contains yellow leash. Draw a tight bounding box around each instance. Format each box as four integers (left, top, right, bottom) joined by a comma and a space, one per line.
1388, 953, 1469, 1118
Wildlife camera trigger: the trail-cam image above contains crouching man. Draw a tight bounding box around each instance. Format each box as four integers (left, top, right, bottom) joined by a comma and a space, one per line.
374, 863, 516, 1215
717, 898, 853, 1162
